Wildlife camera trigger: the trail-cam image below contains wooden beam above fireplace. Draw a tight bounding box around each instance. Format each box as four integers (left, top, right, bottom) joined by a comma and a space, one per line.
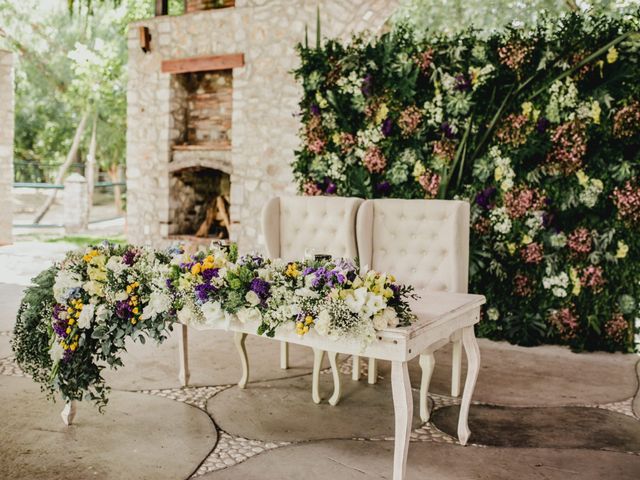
161, 53, 244, 74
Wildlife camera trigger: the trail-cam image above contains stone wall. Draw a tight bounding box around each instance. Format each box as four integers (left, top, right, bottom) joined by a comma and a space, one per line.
126, 0, 400, 252
0, 50, 14, 245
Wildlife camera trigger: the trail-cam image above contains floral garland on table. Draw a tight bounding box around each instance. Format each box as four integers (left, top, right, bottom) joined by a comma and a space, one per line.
165, 244, 415, 342
12, 243, 416, 409
293, 12, 640, 352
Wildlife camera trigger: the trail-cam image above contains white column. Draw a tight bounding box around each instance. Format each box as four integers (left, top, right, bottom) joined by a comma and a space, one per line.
63, 173, 89, 233
0, 50, 14, 245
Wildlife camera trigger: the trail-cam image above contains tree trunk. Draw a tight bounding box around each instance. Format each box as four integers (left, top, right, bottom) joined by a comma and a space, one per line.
107, 163, 123, 215
86, 114, 98, 210
33, 111, 89, 224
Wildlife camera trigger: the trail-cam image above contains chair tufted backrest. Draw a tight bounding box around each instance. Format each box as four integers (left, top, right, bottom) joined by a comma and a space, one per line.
356, 199, 470, 293
262, 196, 362, 261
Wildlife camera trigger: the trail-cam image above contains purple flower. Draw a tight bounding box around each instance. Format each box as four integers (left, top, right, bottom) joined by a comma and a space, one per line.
325, 182, 337, 195
249, 278, 271, 305
375, 181, 391, 196
382, 118, 393, 137
310, 104, 321, 116
122, 249, 138, 266
361, 74, 373, 97
536, 117, 550, 133
195, 282, 216, 303
475, 187, 496, 210
440, 122, 455, 139
454, 74, 471, 92
116, 300, 131, 319
201, 268, 220, 283
165, 278, 174, 290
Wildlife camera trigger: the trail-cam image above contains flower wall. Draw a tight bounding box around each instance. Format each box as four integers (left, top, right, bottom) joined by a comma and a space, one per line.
293, 13, 640, 352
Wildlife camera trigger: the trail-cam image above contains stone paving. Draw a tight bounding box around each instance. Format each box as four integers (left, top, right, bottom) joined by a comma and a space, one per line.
1, 277, 639, 479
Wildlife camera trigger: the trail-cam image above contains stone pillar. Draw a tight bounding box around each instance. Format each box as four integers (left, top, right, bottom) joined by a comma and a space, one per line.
63, 173, 89, 233
0, 50, 14, 245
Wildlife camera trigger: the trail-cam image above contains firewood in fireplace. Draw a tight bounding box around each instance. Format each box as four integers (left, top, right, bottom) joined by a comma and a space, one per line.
195, 195, 230, 238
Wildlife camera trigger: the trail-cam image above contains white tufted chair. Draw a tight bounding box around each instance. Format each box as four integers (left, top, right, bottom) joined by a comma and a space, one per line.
262, 195, 362, 403
356, 199, 470, 421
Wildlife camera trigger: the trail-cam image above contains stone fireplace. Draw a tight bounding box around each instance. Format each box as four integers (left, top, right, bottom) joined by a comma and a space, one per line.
126, 0, 398, 251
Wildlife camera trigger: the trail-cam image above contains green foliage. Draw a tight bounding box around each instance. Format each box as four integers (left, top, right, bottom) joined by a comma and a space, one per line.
293, 12, 640, 352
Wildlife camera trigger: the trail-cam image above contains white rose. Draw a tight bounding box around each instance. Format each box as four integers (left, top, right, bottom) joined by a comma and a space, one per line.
245, 290, 261, 307
236, 307, 262, 324
315, 310, 331, 336
115, 290, 128, 302
53, 271, 82, 303
141, 291, 172, 320
77, 303, 95, 329
201, 301, 226, 327
177, 306, 194, 325
372, 312, 388, 330
49, 342, 64, 364
383, 307, 399, 327
106, 256, 125, 275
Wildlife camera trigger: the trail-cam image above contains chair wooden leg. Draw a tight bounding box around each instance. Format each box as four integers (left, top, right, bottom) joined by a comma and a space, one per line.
419, 352, 435, 422
60, 400, 77, 426
458, 326, 480, 445
178, 324, 190, 387
312, 348, 325, 404
368, 357, 378, 384
391, 361, 412, 480
351, 355, 360, 380
328, 351, 341, 406
451, 335, 462, 397
280, 341, 289, 369
234, 332, 249, 389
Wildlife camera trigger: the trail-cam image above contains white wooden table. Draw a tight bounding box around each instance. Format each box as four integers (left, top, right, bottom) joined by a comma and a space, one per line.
176, 291, 485, 480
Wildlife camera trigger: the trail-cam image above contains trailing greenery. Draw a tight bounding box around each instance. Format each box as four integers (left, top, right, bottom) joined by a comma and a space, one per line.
293, 12, 640, 352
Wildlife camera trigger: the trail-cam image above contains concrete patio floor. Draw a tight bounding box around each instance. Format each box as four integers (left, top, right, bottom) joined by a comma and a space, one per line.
1, 277, 639, 479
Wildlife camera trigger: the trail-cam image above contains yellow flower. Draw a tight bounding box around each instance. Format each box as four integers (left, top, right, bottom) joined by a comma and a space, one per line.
521, 234, 532, 245
126, 285, 133, 294
507, 243, 517, 255
521, 101, 533, 117
591, 100, 601, 125
131, 318, 137, 325
191, 263, 202, 275
332, 132, 341, 145
606, 46, 618, 64
616, 240, 629, 259
569, 267, 581, 296
469, 66, 481, 85
296, 322, 306, 335
68, 318, 75, 325
285, 263, 300, 278
66, 327, 71, 334
413, 162, 426, 178
315, 91, 328, 109
303, 325, 310, 334
375, 103, 389, 124
304, 315, 314, 325
575, 170, 589, 187
67, 307, 74, 314
494, 166, 504, 181
383, 287, 394, 299
70, 343, 77, 352
132, 307, 139, 315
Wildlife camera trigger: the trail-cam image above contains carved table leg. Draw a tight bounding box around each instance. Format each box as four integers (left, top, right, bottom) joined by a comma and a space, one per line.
178, 324, 190, 387
368, 357, 378, 384
280, 341, 289, 370
61, 400, 77, 426
451, 333, 462, 397
458, 326, 480, 445
312, 348, 325, 404
352, 355, 360, 381
328, 351, 341, 406
419, 352, 435, 422
234, 332, 249, 389
391, 361, 412, 480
